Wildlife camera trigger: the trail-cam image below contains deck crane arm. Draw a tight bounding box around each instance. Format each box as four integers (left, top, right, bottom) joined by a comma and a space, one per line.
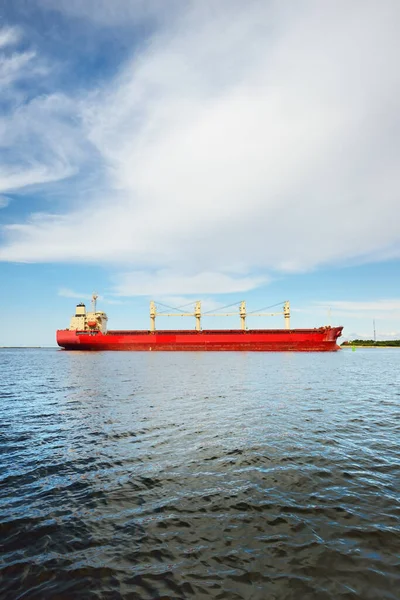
149, 300, 290, 332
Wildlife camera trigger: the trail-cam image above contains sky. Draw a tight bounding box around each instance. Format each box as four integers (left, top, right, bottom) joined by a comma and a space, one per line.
0, 0, 400, 346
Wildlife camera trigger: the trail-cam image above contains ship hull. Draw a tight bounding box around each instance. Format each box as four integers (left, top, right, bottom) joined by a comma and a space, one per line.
56, 327, 343, 351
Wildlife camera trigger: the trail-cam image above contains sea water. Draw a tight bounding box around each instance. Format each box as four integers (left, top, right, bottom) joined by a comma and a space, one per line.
0, 348, 399, 599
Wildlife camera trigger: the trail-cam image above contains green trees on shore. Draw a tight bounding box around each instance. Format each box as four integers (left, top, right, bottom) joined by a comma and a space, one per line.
342, 340, 400, 347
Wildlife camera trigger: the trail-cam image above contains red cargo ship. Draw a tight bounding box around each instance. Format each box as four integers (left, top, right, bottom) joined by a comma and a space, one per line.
56, 295, 343, 351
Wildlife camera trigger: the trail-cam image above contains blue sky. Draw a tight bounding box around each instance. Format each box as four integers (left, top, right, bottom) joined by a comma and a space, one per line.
1, 0, 400, 346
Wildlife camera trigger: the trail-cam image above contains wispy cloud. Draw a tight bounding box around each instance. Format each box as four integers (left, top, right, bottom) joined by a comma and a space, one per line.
39, 0, 183, 26
0, 1, 400, 297
112, 270, 267, 296
345, 330, 400, 341
58, 288, 91, 300
0, 26, 44, 89
316, 299, 400, 312
309, 298, 400, 328
0, 24, 87, 195
0, 93, 87, 194
0, 50, 36, 86
0, 195, 10, 209
0, 26, 21, 49
58, 288, 123, 304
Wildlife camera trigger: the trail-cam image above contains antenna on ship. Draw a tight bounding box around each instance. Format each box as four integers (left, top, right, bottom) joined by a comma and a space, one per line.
373, 319, 376, 343
92, 293, 98, 313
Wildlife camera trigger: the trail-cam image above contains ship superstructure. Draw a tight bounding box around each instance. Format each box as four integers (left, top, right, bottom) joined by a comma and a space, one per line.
68, 294, 108, 333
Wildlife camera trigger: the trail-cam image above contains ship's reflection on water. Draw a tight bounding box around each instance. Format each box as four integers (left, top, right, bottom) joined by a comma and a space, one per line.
1, 348, 399, 598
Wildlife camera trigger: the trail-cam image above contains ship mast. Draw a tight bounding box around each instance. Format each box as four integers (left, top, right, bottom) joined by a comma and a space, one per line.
91, 293, 98, 313
150, 301, 156, 333
240, 301, 246, 330
284, 301, 290, 330
149, 301, 202, 332
195, 301, 201, 331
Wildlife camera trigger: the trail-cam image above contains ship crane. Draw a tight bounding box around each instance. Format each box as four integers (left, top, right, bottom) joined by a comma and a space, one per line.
150, 301, 202, 332
149, 300, 290, 332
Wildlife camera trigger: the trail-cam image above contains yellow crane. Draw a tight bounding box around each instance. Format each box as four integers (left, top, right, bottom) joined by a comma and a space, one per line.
149, 300, 290, 332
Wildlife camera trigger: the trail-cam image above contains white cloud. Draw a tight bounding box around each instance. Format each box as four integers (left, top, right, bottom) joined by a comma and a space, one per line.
0, 26, 86, 195
112, 269, 267, 296
317, 299, 400, 312
344, 330, 400, 341
0, 27, 43, 89
306, 299, 400, 334
38, 0, 183, 26
58, 288, 123, 304
0, 26, 20, 49
0, 195, 10, 208
0, 162, 73, 194
0, 50, 36, 87
0, 1, 400, 296
58, 288, 93, 300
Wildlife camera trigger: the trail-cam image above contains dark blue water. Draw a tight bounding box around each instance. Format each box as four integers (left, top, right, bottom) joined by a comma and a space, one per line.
1, 348, 399, 599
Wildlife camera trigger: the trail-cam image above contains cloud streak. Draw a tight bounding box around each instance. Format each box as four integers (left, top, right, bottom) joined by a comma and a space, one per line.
1, 1, 400, 296
38, 0, 183, 26
0, 26, 20, 49
112, 270, 268, 296
0, 195, 10, 208
58, 288, 123, 304
0, 25, 90, 196
317, 299, 400, 312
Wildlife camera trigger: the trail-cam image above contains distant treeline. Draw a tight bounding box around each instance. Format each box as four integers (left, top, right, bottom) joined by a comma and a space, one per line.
342, 340, 400, 347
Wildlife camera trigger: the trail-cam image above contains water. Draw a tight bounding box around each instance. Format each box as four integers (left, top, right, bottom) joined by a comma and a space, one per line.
1, 348, 399, 599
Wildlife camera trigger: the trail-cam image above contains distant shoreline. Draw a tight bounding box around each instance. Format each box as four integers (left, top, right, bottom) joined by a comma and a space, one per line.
0, 346, 57, 349
341, 344, 400, 348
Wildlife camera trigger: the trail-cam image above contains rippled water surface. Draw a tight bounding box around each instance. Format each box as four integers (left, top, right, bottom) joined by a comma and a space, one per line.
1, 348, 399, 599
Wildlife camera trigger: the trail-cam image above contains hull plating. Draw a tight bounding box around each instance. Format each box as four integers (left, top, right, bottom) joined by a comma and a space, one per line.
56, 327, 343, 352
